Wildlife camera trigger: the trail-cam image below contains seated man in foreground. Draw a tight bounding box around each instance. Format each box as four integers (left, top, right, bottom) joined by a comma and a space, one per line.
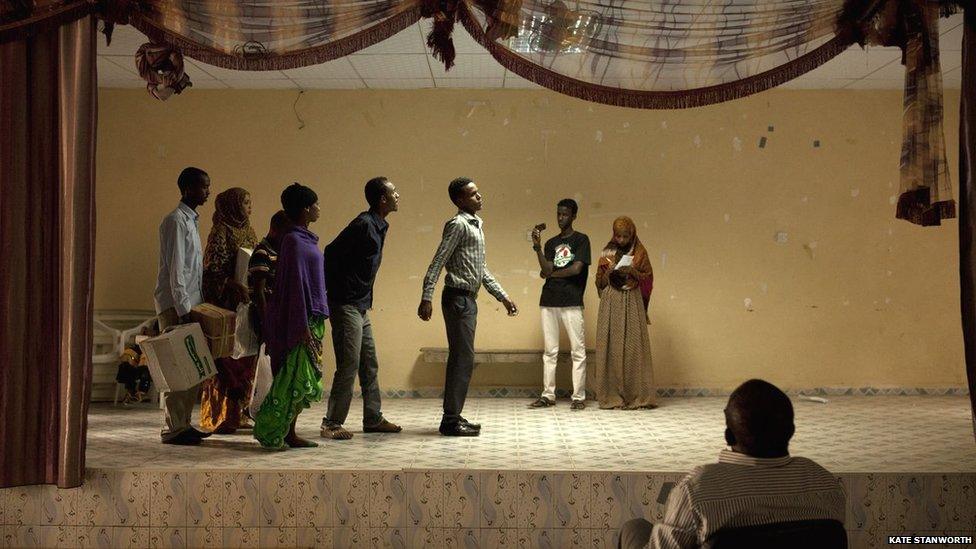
619, 379, 846, 549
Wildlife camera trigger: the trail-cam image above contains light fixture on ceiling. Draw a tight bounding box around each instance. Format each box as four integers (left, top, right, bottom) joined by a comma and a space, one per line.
509, 0, 602, 54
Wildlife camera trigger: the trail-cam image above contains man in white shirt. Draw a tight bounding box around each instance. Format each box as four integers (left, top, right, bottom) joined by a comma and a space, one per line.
619, 379, 846, 548
153, 167, 212, 445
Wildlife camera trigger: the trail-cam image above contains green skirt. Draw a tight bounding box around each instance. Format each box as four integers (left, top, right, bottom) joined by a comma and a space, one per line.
253, 316, 325, 449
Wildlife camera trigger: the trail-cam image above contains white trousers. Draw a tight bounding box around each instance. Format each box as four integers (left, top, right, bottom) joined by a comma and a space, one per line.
541, 306, 586, 401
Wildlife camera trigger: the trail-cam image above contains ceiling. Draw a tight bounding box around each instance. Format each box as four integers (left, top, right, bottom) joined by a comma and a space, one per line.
97, 14, 964, 91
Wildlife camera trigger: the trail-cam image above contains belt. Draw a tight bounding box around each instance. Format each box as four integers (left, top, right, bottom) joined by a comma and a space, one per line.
443, 286, 477, 298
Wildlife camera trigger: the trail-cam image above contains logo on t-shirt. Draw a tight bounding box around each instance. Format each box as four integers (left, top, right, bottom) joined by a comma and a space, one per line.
553, 244, 575, 268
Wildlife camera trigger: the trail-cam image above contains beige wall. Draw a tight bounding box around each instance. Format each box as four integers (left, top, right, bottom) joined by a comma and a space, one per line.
95, 87, 966, 391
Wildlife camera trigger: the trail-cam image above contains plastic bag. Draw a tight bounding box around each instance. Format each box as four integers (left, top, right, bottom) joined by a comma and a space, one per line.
249, 345, 273, 414
231, 303, 260, 359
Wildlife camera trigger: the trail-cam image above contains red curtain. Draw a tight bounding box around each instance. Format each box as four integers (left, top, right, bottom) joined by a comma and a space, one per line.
0, 15, 96, 488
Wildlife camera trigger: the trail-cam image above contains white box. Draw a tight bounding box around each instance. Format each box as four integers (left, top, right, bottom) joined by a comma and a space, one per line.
235, 247, 253, 285
141, 323, 217, 392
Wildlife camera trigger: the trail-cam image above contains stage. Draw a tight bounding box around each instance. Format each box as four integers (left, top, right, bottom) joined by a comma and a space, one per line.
3, 395, 975, 547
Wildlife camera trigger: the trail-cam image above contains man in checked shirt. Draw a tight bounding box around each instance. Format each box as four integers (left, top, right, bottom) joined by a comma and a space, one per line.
619, 379, 846, 548
418, 177, 519, 437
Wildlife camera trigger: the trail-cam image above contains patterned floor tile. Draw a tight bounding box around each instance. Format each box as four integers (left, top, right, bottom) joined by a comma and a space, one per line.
7, 394, 958, 549
83, 397, 976, 472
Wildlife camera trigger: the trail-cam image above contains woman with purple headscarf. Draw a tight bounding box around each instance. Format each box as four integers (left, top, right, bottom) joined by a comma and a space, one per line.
254, 183, 328, 449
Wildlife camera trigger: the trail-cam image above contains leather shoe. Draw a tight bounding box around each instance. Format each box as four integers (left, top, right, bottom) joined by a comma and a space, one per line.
162, 430, 202, 445
439, 423, 480, 437
460, 418, 481, 430
188, 427, 212, 439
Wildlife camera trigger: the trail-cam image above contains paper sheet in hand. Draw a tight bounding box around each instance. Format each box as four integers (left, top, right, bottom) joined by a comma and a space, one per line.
614, 254, 633, 270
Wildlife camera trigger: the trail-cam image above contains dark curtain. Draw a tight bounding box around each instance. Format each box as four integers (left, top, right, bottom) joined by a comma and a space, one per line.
0, 15, 96, 488
958, 5, 976, 440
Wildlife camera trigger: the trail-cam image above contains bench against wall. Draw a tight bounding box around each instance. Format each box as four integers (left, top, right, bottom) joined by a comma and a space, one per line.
420, 348, 596, 364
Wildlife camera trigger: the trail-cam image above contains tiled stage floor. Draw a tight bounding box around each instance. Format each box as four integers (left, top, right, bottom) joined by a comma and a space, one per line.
2, 396, 972, 548
86, 396, 976, 473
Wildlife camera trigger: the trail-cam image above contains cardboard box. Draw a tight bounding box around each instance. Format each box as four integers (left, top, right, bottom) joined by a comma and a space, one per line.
141, 323, 216, 392
190, 303, 236, 358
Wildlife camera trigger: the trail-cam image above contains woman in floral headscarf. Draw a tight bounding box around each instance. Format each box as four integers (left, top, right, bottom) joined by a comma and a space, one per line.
201, 187, 258, 433
593, 216, 657, 409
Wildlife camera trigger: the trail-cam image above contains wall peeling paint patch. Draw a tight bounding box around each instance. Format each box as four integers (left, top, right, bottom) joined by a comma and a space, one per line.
744, 298, 754, 312
661, 252, 667, 266
723, 213, 731, 223
595, 130, 603, 143
850, 188, 860, 198
503, 118, 510, 126
732, 137, 742, 152
803, 241, 818, 259
466, 100, 485, 118
775, 231, 788, 244
542, 130, 556, 163
693, 135, 702, 148
889, 195, 898, 205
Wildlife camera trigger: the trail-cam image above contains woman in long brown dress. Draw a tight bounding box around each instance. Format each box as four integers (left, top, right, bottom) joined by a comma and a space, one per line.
593, 216, 656, 409
201, 187, 258, 433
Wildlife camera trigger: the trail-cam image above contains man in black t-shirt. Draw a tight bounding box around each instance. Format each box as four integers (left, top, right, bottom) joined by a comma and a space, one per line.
529, 199, 591, 410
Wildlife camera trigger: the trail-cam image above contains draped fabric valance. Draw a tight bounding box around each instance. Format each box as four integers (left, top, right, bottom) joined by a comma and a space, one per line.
462, 0, 853, 108
0, 0, 961, 226
123, 0, 425, 70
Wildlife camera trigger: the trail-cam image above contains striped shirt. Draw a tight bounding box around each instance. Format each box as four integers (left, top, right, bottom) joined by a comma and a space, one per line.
422, 211, 508, 302
247, 238, 278, 297
647, 450, 846, 549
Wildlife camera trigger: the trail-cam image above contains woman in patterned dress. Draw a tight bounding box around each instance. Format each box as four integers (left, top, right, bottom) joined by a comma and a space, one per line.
593, 216, 657, 409
253, 183, 328, 449
200, 187, 258, 433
